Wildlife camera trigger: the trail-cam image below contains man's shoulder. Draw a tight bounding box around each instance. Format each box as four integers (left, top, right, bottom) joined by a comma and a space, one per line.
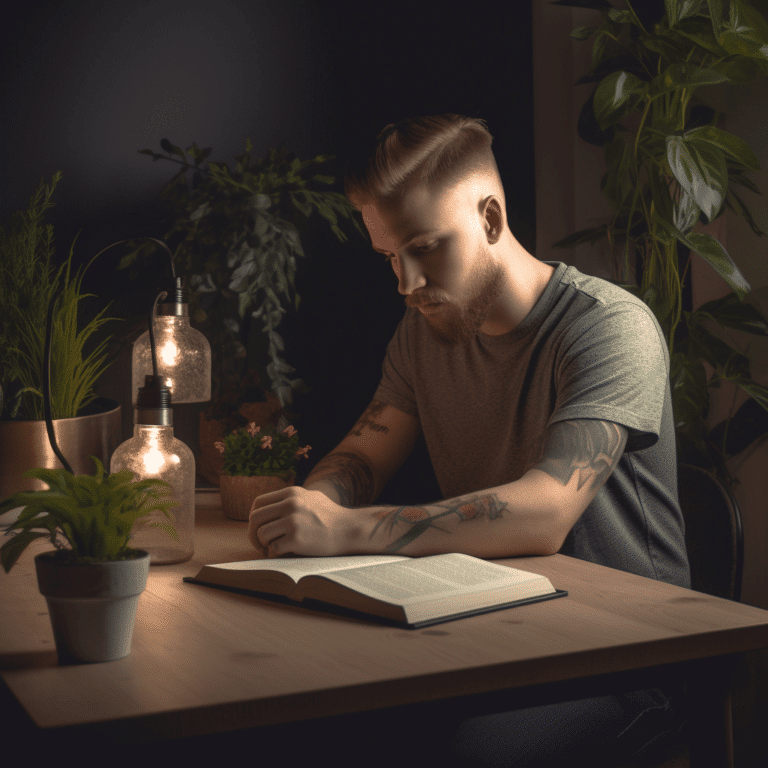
558, 263, 646, 309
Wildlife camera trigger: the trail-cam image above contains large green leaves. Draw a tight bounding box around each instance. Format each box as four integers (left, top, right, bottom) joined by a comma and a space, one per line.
593, 71, 647, 130
666, 134, 728, 220
685, 125, 760, 170
677, 230, 751, 299
652, 62, 730, 93
666, 0, 705, 26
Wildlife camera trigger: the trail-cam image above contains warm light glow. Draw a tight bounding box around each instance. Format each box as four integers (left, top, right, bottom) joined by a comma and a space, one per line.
171, 454, 180, 464
142, 430, 166, 474
160, 341, 178, 366
132, 315, 211, 404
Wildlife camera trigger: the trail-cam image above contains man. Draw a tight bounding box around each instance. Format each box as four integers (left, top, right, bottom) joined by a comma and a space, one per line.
248, 115, 690, 766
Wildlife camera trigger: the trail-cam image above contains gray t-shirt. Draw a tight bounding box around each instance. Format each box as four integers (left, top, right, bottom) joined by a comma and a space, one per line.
373, 261, 691, 588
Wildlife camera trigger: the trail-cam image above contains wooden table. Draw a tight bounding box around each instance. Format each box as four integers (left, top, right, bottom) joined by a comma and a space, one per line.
3, 505, 768, 766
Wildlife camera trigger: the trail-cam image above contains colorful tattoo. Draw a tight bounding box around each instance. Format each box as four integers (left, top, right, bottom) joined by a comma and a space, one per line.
372, 493, 509, 552
304, 451, 375, 507
348, 400, 390, 437
530, 419, 626, 492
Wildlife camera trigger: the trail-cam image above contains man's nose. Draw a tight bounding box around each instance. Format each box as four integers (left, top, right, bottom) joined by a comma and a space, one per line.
395, 256, 427, 296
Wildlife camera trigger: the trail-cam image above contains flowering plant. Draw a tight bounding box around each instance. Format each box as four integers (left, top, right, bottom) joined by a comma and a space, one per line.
215, 422, 311, 479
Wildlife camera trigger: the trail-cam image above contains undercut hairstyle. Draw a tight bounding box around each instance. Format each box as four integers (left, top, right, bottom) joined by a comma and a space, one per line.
344, 114, 499, 210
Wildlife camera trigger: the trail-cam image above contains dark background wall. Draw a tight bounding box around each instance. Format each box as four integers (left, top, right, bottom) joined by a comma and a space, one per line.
1, 0, 535, 503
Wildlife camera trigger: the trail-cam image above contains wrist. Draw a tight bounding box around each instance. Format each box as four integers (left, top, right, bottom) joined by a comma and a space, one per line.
303, 479, 342, 504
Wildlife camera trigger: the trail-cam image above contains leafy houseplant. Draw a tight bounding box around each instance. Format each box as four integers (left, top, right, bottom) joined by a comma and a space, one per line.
124, 138, 365, 411
554, 0, 768, 484
0, 457, 178, 663
0, 173, 116, 421
0, 174, 122, 501
215, 422, 311, 520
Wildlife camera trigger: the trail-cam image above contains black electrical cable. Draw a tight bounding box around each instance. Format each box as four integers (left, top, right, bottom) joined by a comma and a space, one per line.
149, 291, 168, 378
43, 293, 74, 475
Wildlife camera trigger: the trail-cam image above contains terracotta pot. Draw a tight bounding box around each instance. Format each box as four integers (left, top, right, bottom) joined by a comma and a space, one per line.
34, 549, 150, 664
219, 474, 295, 520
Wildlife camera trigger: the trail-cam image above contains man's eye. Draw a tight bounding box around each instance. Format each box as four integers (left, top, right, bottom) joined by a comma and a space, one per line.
415, 242, 438, 253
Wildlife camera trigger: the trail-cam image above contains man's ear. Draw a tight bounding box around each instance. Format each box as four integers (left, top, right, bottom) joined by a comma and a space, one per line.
482, 197, 503, 245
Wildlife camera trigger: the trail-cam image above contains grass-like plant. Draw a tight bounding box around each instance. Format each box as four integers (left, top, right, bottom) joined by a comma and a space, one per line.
0, 457, 179, 572
0, 174, 59, 418
1, 173, 118, 420
13, 242, 116, 420
216, 422, 311, 479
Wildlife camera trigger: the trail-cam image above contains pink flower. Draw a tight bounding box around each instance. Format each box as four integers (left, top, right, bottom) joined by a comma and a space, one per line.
295, 445, 312, 459
214, 442, 225, 454
260, 435, 273, 450
282, 425, 297, 437
247, 423, 261, 437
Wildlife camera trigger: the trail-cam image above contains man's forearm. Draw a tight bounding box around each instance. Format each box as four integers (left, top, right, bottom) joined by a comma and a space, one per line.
303, 450, 378, 507
359, 471, 564, 558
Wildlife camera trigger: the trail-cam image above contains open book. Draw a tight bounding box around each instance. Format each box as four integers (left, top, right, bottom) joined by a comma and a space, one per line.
184, 553, 566, 628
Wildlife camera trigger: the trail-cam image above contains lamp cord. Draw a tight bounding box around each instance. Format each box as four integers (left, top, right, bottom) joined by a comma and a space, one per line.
43, 293, 74, 474
89, 237, 176, 281
149, 291, 168, 378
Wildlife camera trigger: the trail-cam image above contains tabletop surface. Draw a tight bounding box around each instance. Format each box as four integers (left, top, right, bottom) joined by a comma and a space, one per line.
3, 505, 768, 740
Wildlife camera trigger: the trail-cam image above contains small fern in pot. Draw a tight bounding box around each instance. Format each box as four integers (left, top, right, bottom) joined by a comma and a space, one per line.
0, 457, 179, 664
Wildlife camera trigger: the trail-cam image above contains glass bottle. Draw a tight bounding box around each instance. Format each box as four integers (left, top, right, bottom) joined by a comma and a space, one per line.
132, 278, 211, 404
111, 376, 195, 564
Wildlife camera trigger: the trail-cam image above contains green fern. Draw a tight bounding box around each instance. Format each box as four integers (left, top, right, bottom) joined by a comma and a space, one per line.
0, 457, 179, 572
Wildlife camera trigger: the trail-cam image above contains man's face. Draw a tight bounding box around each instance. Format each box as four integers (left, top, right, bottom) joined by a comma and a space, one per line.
361, 181, 504, 345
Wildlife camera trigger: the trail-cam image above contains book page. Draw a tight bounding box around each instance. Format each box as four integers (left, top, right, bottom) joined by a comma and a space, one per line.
205, 554, 409, 582
315, 553, 553, 605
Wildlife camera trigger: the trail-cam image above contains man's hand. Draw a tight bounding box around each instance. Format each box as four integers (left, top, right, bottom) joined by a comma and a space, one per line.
248, 486, 366, 557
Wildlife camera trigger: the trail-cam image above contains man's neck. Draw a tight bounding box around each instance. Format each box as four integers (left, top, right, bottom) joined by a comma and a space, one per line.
480, 248, 555, 336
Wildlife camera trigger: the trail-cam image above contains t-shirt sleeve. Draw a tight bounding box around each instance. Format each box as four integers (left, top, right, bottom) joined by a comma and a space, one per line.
372, 314, 419, 418
551, 301, 669, 451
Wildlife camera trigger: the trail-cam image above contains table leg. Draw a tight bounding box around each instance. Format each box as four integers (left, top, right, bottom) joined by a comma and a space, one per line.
684, 655, 737, 768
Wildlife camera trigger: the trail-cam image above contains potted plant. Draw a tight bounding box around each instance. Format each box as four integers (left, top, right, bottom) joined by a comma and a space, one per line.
121, 139, 364, 484
124, 138, 364, 407
554, 0, 768, 485
0, 173, 121, 499
215, 421, 312, 520
0, 457, 178, 664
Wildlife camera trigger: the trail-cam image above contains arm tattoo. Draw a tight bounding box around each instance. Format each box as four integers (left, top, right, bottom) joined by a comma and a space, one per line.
530, 420, 627, 492
304, 451, 376, 507
371, 494, 509, 552
348, 400, 390, 437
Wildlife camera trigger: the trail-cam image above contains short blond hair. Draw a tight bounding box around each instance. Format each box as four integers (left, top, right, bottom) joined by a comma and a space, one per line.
344, 114, 498, 210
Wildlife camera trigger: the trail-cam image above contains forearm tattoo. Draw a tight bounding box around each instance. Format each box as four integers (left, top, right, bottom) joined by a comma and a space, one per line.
371, 494, 509, 552
304, 451, 376, 507
529, 420, 627, 492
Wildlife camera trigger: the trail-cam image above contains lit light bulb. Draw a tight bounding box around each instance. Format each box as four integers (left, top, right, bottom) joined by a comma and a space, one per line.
111, 377, 195, 565
131, 279, 211, 404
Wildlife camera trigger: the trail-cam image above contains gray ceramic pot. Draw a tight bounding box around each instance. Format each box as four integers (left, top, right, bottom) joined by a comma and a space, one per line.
34, 549, 150, 664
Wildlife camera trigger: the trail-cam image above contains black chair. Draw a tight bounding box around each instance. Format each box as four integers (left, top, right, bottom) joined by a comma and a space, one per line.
618, 463, 745, 768
677, 462, 744, 603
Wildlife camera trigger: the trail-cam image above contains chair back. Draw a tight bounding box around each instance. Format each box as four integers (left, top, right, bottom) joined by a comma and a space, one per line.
677, 463, 744, 602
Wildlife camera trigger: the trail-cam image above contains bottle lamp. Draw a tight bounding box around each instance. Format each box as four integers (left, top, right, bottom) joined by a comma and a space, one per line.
39, 237, 206, 564
111, 291, 196, 564
131, 277, 211, 404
